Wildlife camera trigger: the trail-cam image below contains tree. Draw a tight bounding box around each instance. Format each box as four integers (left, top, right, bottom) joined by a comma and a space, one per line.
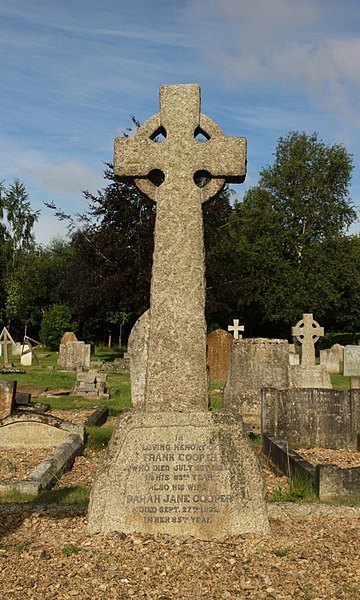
226, 131, 357, 336
1, 178, 40, 266
4, 240, 74, 339
40, 304, 77, 350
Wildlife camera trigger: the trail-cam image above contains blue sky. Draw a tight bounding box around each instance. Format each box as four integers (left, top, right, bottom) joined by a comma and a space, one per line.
1, 0, 359, 245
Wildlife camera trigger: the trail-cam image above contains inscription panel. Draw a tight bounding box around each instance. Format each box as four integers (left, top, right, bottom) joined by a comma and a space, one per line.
123, 428, 238, 531
87, 411, 270, 538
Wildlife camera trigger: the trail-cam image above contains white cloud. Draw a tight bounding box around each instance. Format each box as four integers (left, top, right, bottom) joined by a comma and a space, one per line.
24, 161, 103, 196
189, 0, 360, 132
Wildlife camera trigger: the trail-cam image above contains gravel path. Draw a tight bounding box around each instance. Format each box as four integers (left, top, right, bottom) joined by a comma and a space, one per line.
0, 409, 359, 599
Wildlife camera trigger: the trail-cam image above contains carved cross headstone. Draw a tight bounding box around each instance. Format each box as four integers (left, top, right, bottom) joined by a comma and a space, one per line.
292, 313, 324, 367
88, 84, 270, 540
0, 327, 15, 365
115, 84, 246, 411
228, 319, 245, 340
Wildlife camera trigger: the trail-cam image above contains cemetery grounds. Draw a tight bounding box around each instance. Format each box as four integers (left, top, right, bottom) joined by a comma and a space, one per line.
0, 350, 359, 600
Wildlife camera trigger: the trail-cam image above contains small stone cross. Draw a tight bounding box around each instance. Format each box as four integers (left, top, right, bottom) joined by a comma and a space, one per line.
291, 313, 324, 366
228, 319, 244, 340
115, 84, 246, 411
0, 327, 15, 365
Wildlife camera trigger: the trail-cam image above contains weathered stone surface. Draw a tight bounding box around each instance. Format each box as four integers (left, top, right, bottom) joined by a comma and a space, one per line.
0, 413, 84, 448
343, 345, 360, 376
0, 380, 16, 420
88, 411, 269, 538
60, 331, 78, 345
58, 341, 91, 371
261, 387, 360, 449
223, 338, 290, 415
114, 84, 246, 412
289, 364, 332, 388
127, 310, 150, 409
207, 329, 232, 382
88, 84, 269, 539
331, 343, 344, 363
292, 313, 324, 366
320, 347, 341, 373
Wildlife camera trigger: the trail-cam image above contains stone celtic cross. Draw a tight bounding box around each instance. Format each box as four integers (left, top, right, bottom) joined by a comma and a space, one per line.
115, 84, 246, 411
292, 313, 324, 367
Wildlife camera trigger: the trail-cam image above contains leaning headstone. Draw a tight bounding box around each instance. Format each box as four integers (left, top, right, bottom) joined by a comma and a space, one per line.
127, 310, 150, 409
223, 338, 290, 415
58, 341, 91, 371
0, 380, 16, 420
88, 84, 269, 538
343, 345, 360, 376
20, 344, 32, 366
207, 329, 232, 382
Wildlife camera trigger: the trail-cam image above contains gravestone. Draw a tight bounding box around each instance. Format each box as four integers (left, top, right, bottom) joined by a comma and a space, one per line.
88, 84, 269, 538
71, 371, 109, 398
58, 341, 91, 371
127, 310, 150, 409
60, 331, 78, 345
0, 327, 15, 366
331, 343, 344, 364
291, 313, 324, 366
223, 338, 290, 415
343, 345, 360, 376
320, 347, 340, 374
290, 313, 331, 388
0, 380, 16, 420
207, 329, 232, 382
228, 319, 244, 340
20, 344, 32, 366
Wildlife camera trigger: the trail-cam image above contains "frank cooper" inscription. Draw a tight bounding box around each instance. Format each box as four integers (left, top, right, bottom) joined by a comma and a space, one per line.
126, 437, 237, 526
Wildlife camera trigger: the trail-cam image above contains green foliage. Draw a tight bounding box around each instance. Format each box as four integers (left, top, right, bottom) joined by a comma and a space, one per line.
269, 476, 318, 503
39, 304, 77, 349
38, 486, 90, 505
0, 488, 37, 503
272, 547, 290, 557
330, 373, 350, 391
1, 178, 39, 261
62, 544, 81, 557
225, 131, 357, 335
86, 426, 114, 448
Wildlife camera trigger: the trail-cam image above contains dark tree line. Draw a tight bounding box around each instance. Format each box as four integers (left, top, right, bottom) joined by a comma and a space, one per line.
2, 130, 359, 346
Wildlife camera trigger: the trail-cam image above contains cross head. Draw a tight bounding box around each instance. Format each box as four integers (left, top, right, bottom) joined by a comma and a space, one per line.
228, 319, 245, 340
292, 313, 324, 367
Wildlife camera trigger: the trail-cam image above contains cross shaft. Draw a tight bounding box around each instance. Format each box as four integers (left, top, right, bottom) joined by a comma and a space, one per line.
115, 84, 246, 411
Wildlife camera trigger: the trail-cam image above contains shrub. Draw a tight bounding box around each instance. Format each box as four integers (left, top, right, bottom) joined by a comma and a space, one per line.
40, 304, 77, 350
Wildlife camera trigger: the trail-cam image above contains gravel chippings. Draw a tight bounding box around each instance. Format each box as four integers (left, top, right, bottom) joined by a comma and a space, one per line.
0, 506, 359, 599
0, 409, 359, 599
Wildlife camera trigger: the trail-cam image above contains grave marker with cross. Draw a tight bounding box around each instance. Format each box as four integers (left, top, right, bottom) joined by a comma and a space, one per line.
0, 327, 16, 366
291, 313, 324, 367
228, 319, 245, 340
115, 84, 246, 411
88, 84, 270, 540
